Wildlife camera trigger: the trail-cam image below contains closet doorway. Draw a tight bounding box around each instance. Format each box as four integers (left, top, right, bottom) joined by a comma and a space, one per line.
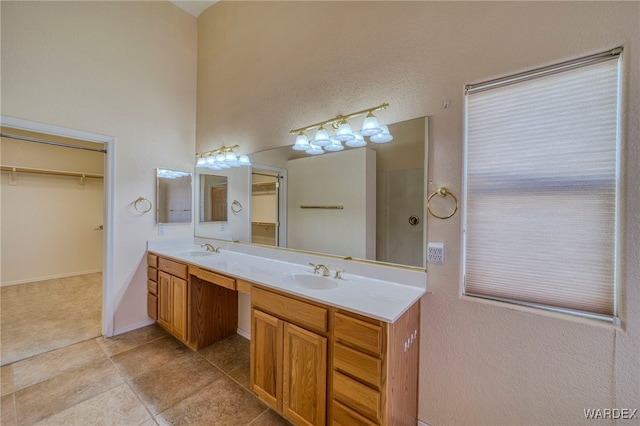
251, 168, 286, 247
0, 127, 106, 365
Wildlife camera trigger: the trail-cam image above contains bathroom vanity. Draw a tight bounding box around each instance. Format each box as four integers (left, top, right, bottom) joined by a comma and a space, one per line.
147, 241, 426, 426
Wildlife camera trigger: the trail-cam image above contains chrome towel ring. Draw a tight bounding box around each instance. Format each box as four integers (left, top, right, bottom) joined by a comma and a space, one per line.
134, 196, 153, 214
427, 187, 458, 219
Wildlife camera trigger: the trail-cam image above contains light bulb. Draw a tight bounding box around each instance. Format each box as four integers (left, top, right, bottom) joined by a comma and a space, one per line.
324, 139, 344, 152
369, 125, 393, 143
334, 120, 355, 142
360, 112, 382, 136
196, 157, 206, 166
346, 132, 367, 148
238, 155, 252, 166
312, 126, 331, 147
293, 132, 310, 151
206, 155, 216, 164
305, 143, 324, 155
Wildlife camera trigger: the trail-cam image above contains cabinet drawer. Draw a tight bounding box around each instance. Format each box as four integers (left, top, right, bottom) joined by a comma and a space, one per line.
147, 253, 158, 268
147, 293, 158, 320
147, 279, 158, 295
333, 371, 380, 422
158, 257, 188, 280
252, 287, 327, 333
334, 313, 383, 356
332, 400, 378, 426
189, 266, 235, 290
236, 278, 252, 295
147, 266, 158, 282
334, 343, 381, 388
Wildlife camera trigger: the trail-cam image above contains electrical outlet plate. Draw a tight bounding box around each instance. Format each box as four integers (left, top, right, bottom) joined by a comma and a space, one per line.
427, 242, 445, 264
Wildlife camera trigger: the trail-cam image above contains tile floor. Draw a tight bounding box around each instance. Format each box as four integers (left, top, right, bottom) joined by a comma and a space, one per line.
0, 325, 292, 426
1, 273, 102, 366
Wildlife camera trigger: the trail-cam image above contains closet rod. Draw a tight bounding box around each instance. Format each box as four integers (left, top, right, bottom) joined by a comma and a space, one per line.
0, 132, 107, 154
1, 166, 103, 179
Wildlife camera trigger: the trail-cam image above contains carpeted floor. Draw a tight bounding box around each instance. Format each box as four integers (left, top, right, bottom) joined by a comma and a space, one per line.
0, 273, 102, 366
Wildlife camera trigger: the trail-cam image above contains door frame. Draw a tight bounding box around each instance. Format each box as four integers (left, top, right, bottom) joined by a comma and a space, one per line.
1, 115, 116, 337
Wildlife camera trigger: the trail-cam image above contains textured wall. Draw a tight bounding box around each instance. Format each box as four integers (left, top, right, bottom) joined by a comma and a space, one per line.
1, 1, 198, 333
197, 2, 639, 424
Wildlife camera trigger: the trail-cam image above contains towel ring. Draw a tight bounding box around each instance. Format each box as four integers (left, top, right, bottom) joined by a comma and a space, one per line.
231, 199, 243, 214
134, 196, 153, 214
427, 187, 458, 219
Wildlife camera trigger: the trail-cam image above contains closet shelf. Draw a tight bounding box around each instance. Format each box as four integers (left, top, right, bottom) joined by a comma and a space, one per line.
1, 165, 103, 179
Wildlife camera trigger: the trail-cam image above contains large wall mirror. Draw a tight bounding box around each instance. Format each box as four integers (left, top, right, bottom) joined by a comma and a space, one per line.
156, 168, 193, 224
195, 116, 429, 269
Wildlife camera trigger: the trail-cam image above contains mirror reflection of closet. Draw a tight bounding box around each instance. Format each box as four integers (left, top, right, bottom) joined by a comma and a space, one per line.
251, 170, 281, 246
156, 168, 193, 224
200, 174, 228, 222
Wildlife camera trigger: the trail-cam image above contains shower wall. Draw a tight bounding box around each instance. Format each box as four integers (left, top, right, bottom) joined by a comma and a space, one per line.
377, 167, 424, 267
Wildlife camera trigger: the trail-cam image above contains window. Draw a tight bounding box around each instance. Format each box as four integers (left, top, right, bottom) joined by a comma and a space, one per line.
462, 48, 621, 322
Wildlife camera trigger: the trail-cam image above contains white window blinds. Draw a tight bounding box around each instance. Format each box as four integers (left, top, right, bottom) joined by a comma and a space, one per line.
463, 49, 621, 320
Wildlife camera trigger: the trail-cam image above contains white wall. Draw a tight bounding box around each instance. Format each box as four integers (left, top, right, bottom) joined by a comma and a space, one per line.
196, 2, 639, 424
1, 132, 104, 284
1, 1, 198, 333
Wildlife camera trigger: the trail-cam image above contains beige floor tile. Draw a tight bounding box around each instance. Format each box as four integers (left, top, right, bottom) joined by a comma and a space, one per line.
1, 274, 102, 366
249, 409, 293, 426
129, 356, 224, 415
32, 383, 151, 426
1, 393, 17, 426
1, 365, 14, 396
228, 361, 251, 390
155, 375, 268, 426
199, 333, 250, 373
110, 336, 200, 382
96, 324, 168, 357
15, 357, 123, 425
12, 340, 107, 391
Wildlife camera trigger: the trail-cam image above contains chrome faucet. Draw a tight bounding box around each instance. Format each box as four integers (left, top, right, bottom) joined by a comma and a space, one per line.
201, 243, 219, 253
309, 262, 330, 277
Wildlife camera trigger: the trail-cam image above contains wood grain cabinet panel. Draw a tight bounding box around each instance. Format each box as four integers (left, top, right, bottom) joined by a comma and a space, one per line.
334, 312, 382, 356
171, 276, 188, 341
283, 323, 327, 426
157, 271, 172, 329
158, 257, 188, 280
333, 343, 381, 388
333, 371, 380, 423
332, 400, 377, 426
251, 309, 283, 409
251, 287, 328, 426
147, 293, 158, 321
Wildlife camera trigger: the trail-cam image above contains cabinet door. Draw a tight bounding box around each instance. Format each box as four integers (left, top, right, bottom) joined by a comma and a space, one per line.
157, 271, 171, 329
171, 276, 188, 341
251, 309, 283, 410
283, 323, 327, 426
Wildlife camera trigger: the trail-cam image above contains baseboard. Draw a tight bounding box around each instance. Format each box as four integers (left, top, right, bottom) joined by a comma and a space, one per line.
1, 269, 103, 287
237, 327, 251, 340
113, 318, 155, 336
418, 420, 430, 426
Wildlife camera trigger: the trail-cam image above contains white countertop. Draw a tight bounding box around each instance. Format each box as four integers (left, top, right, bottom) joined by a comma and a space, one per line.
148, 242, 427, 323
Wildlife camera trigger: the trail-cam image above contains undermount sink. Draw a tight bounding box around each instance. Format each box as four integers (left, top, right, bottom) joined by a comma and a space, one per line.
282, 273, 339, 290
179, 251, 214, 257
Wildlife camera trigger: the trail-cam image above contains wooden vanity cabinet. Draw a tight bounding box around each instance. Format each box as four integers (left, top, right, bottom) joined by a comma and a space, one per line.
157, 258, 189, 342
146, 254, 158, 320
251, 287, 328, 426
146, 253, 238, 350
331, 302, 421, 426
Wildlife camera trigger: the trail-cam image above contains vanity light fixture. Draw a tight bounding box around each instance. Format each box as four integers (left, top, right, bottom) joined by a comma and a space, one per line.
195, 145, 252, 169
290, 103, 392, 155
